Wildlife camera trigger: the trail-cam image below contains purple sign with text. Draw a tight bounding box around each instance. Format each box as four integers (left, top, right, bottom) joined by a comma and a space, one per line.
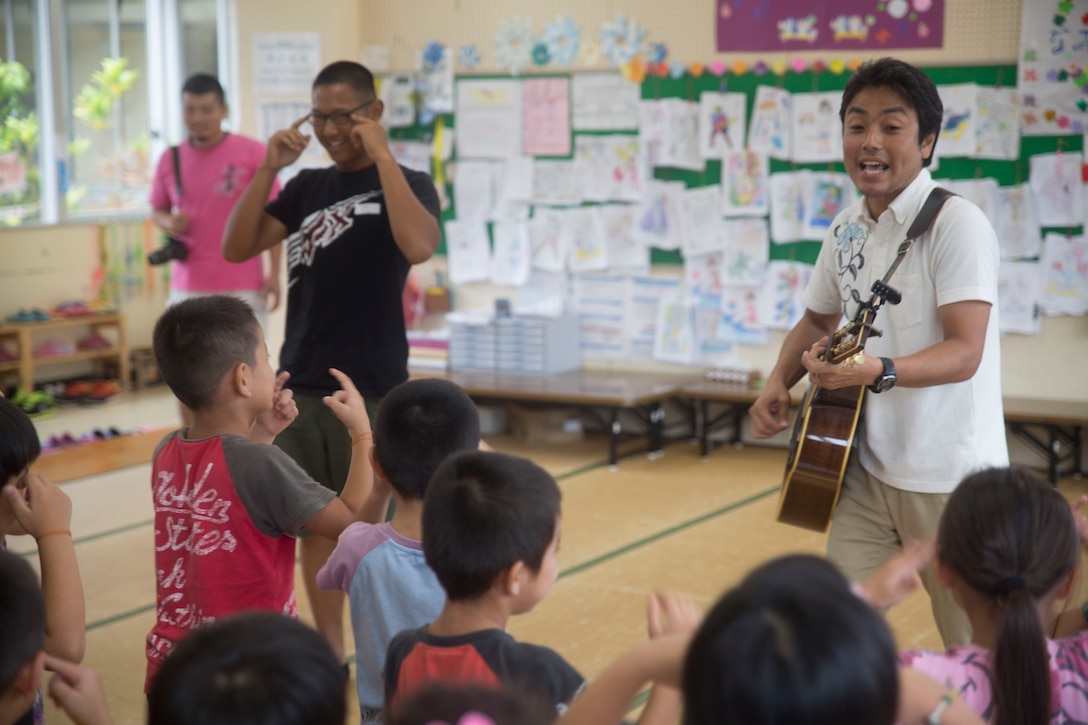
717, 0, 944, 52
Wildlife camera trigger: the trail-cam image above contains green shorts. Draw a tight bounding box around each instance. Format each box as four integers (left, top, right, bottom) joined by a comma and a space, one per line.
274, 393, 383, 494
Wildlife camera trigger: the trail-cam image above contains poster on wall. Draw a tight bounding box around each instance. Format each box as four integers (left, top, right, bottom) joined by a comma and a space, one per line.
716, 0, 944, 52
252, 33, 322, 95
1018, 0, 1088, 135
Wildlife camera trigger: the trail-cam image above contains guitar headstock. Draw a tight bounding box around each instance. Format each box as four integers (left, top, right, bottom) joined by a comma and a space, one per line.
823, 308, 880, 364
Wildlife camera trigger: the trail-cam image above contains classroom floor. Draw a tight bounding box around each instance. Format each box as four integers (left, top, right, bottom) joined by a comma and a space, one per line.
11, 386, 1088, 725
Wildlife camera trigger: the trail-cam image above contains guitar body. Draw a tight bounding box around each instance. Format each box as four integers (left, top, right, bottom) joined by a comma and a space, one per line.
777, 384, 865, 532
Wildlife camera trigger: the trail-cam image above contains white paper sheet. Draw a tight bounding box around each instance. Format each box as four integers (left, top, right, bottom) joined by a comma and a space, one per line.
571, 273, 629, 359
529, 207, 570, 272
679, 185, 726, 256
935, 84, 978, 159
532, 160, 582, 206
768, 171, 807, 244
653, 293, 696, 365
416, 48, 454, 115
490, 220, 532, 286
760, 261, 814, 330
693, 293, 740, 365
975, 87, 1021, 160
453, 160, 494, 220
252, 33, 321, 95
445, 219, 492, 284
940, 178, 999, 228
627, 276, 681, 361
456, 79, 522, 159
1029, 152, 1084, 227
721, 150, 770, 217
802, 172, 854, 240
684, 250, 725, 297
572, 73, 640, 131
522, 77, 571, 156
998, 260, 1044, 335
1018, 0, 1088, 136
791, 91, 843, 164
994, 184, 1042, 259
573, 134, 648, 202
718, 284, 771, 345
601, 204, 649, 274
1040, 233, 1088, 315
565, 206, 609, 273
722, 218, 770, 286
657, 99, 703, 172
380, 74, 417, 128
698, 91, 747, 158
632, 179, 685, 251
748, 86, 792, 161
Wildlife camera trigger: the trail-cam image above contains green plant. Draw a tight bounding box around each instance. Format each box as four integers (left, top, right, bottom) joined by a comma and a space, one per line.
0, 60, 40, 223
73, 57, 139, 130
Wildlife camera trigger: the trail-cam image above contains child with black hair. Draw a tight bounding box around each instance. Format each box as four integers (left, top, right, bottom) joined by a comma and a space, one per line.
0, 397, 86, 725
864, 466, 1088, 724
44, 611, 348, 725
317, 378, 481, 722
384, 451, 683, 725
145, 295, 374, 693
0, 550, 47, 725
557, 556, 983, 725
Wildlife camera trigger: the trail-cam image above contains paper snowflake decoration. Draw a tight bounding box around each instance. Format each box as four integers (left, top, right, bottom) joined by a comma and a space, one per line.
494, 17, 535, 75
647, 42, 668, 65
532, 42, 550, 67
599, 15, 645, 67
422, 41, 445, 71
579, 38, 603, 67
459, 44, 481, 69
541, 16, 580, 67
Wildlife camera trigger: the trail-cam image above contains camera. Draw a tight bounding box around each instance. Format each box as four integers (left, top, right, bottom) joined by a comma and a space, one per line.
147, 237, 189, 266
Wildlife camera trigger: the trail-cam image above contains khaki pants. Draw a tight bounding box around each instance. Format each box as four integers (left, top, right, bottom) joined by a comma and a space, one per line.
826, 458, 971, 647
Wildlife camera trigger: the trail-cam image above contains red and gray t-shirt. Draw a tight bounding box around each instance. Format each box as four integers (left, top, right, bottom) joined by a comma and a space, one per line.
145, 430, 335, 691
384, 627, 585, 716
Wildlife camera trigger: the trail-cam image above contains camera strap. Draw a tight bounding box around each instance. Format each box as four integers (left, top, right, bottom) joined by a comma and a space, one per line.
171, 145, 183, 199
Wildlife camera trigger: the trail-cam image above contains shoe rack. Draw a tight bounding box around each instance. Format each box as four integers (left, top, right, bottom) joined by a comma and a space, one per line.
0, 314, 129, 393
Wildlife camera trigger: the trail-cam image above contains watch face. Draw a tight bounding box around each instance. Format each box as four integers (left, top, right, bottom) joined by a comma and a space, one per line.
875, 374, 895, 392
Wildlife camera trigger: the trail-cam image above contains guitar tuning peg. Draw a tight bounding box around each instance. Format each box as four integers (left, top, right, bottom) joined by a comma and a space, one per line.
869, 326, 883, 337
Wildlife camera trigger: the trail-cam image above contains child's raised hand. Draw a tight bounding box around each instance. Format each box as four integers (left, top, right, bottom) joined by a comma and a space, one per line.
858, 538, 935, 611
252, 371, 298, 443
2, 473, 72, 539
647, 591, 703, 640
323, 368, 371, 438
45, 655, 113, 725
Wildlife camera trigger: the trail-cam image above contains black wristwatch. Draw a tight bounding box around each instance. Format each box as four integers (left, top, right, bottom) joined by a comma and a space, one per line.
868, 357, 897, 394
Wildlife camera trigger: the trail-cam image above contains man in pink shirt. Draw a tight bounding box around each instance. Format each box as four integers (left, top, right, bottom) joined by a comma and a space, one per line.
150, 74, 282, 332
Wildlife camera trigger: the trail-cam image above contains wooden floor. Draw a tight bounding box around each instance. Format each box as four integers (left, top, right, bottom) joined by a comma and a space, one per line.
10, 387, 1088, 724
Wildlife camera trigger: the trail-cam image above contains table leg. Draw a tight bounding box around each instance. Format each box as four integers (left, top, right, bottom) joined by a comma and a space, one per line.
700, 400, 709, 458
609, 408, 620, 469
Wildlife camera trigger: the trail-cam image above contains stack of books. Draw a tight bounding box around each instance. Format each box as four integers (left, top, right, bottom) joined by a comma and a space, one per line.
407, 330, 450, 371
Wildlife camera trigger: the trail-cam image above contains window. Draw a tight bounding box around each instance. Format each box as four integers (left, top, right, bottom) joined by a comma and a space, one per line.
0, 0, 232, 225
0, 0, 41, 224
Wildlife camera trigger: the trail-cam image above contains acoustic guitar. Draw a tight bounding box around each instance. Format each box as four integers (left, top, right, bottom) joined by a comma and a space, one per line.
775, 308, 878, 531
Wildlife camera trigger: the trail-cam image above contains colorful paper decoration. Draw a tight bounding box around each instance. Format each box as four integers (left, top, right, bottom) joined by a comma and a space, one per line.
648, 42, 668, 64
494, 17, 535, 75
422, 41, 445, 71
580, 38, 603, 66
599, 14, 646, 67
690, 61, 705, 77
790, 58, 807, 72
541, 16, 581, 67
532, 42, 551, 66
732, 60, 747, 75
669, 60, 686, 78
622, 58, 647, 83
709, 60, 726, 75
458, 44, 481, 70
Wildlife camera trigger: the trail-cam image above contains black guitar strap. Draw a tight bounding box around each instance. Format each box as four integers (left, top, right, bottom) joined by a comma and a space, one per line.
171, 145, 182, 199
880, 186, 955, 285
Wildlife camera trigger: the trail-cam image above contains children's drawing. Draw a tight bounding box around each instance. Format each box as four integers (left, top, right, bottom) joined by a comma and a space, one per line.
652, 293, 696, 365
759, 260, 814, 330
1018, 1, 1088, 136
722, 218, 769, 286
748, 85, 792, 161
444, 218, 491, 284
601, 204, 649, 274
627, 275, 681, 361
678, 185, 726, 256
998, 261, 1044, 335
941, 178, 998, 227
802, 172, 853, 240
574, 134, 647, 202
993, 184, 1042, 259
632, 179, 685, 250
718, 284, 770, 345
768, 171, 807, 244
490, 220, 532, 287
529, 207, 569, 272
532, 160, 582, 206
721, 150, 769, 217
453, 160, 494, 220
694, 294, 740, 365
565, 206, 609, 272
935, 83, 978, 158
699, 91, 747, 158
1029, 152, 1084, 227
791, 92, 842, 164
684, 250, 725, 297
658, 98, 704, 171
975, 87, 1020, 160
1040, 232, 1088, 315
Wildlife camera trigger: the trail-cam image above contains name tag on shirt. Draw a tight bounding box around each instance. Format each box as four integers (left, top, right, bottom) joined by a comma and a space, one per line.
355, 202, 381, 215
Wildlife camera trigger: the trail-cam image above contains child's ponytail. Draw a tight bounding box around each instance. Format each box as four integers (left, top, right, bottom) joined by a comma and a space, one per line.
938, 468, 1077, 725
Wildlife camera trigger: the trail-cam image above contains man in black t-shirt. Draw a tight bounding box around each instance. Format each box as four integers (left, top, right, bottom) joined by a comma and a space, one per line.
222, 60, 441, 663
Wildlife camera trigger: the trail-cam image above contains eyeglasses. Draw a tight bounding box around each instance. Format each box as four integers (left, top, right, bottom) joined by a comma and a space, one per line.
308, 99, 375, 128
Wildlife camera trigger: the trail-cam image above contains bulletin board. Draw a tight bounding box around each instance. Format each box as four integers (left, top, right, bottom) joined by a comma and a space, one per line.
396, 64, 1082, 261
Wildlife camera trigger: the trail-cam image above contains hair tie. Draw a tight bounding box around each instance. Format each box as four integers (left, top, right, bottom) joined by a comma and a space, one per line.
995, 575, 1028, 597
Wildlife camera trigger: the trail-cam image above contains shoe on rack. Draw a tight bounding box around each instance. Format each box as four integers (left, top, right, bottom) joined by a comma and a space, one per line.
6, 309, 34, 324
55, 300, 95, 317
77, 333, 112, 350
57, 380, 94, 406
12, 388, 57, 419
0, 346, 16, 362
80, 379, 121, 405
34, 339, 76, 358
